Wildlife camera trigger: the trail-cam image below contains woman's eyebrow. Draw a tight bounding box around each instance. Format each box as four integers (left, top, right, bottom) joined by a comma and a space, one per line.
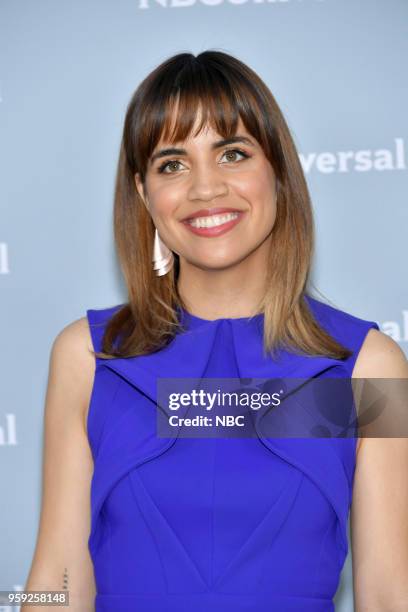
149, 135, 255, 165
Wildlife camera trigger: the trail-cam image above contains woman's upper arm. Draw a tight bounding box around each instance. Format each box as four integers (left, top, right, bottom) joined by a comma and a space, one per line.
23, 316, 97, 611
351, 329, 408, 610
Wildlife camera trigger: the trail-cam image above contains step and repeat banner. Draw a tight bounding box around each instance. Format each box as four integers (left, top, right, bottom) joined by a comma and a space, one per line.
1, 1, 407, 610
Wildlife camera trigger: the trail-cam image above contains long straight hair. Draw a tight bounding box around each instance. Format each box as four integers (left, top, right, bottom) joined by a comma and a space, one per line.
97, 50, 352, 363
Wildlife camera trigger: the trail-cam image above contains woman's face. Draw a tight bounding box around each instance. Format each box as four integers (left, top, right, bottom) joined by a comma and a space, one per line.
134, 113, 277, 272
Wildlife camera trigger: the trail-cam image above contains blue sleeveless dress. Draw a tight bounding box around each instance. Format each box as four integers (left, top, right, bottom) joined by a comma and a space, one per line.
86, 295, 379, 612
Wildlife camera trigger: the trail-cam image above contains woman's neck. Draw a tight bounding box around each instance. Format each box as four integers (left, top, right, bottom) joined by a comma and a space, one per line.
177, 250, 268, 320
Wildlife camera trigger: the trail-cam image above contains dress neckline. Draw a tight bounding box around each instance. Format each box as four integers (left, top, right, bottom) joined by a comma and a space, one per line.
178, 305, 264, 326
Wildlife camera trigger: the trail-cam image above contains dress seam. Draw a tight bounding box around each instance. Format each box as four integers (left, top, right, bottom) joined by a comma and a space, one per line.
127, 471, 170, 593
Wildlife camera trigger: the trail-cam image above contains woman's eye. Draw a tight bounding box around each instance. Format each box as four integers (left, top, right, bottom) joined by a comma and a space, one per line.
221, 149, 249, 163
157, 160, 183, 174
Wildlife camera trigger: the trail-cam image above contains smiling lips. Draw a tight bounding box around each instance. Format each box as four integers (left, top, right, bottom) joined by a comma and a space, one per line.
181, 207, 245, 237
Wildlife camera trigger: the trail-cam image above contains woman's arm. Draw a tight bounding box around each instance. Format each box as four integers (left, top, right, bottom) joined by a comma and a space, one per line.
351, 329, 408, 611
22, 317, 97, 611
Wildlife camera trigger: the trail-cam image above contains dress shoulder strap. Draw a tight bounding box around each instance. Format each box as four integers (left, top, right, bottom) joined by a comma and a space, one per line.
86, 304, 124, 358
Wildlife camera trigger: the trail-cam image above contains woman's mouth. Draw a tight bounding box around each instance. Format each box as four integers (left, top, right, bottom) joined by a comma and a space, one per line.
181, 211, 245, 237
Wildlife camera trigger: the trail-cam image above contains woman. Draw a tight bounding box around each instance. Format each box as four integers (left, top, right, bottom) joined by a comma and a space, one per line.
24, 51, 408, 611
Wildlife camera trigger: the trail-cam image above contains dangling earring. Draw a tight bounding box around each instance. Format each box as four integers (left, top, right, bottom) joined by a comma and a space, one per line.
153, 227, 174, 277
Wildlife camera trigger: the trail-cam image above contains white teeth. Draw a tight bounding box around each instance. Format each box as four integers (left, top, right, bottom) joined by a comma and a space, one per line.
187, 212, 240, 229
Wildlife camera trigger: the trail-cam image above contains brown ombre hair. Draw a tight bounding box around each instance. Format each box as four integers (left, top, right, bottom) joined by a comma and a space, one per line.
95, 50, 352, 363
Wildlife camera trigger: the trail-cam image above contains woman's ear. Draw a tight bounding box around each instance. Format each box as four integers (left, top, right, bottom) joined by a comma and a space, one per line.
134, 173, 149, 211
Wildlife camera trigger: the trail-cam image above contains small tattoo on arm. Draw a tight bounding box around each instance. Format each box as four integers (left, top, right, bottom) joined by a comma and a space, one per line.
63, 567, 68, 590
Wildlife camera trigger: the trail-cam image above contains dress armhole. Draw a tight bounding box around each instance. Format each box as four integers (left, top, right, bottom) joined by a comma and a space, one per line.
347, 320, 380, 378
85, 310, 101, 453
84, 305, 124, 455
85, 303, 124, 358
86, 309, 105, 358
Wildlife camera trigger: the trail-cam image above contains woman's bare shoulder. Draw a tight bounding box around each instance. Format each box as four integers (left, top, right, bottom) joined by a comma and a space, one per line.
352, 328, 408, 379
48, 316, 96, 435
52, 315, 93, 353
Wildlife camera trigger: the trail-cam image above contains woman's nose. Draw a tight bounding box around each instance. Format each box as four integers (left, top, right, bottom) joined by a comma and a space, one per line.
187, 165, 228, 201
